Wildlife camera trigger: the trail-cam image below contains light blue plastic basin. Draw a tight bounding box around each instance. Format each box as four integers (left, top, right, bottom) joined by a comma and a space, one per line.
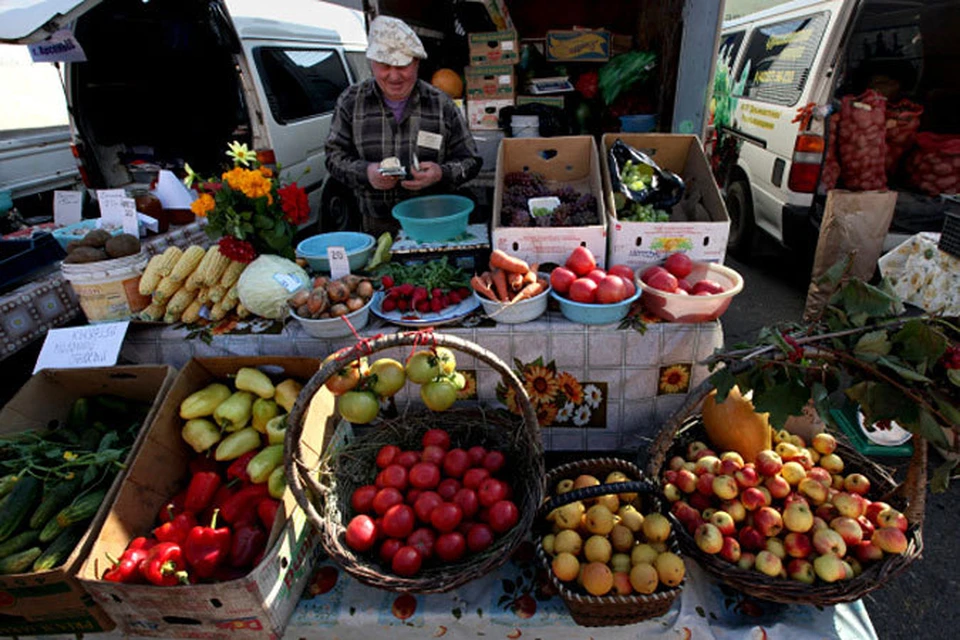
550, 287, 641, 325
392, 195, 473, 242
296, 232, 375, 272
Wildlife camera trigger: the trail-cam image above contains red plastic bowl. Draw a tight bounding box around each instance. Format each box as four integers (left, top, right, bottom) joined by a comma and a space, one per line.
637, 262, 743, 323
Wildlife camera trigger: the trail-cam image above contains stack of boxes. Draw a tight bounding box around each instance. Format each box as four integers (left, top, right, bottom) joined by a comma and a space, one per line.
465, 29, 519, 131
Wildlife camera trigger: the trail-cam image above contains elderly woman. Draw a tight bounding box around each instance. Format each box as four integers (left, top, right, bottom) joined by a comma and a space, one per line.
324, 16, 482, 236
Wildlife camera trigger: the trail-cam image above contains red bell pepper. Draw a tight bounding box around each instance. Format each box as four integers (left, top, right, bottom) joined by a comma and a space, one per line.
153, 509, 197, 545
157, 491, 187, 523
189, 455, 220, 476
183, 510, 231, 579
102, 552, 141, 583
184, 471, 222, 513
256, 498, 280, 531
127, 536, 158, 552
229, 523, 267, 569
220, 484, 270, 525
139, 542, 189, 586
226, 450, 259, 484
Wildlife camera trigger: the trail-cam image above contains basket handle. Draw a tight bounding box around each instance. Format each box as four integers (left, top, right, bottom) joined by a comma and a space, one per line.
539, 479, 657, 517
900, 436, 927, 527
284, 331, 541, 535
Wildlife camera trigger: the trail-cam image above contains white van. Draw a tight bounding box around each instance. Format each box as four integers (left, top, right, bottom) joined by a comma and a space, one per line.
0, 0, 370, 232
709, 0, 958, 255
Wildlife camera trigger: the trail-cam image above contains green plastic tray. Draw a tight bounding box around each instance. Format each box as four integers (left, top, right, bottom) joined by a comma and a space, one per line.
830, 409, 914, 458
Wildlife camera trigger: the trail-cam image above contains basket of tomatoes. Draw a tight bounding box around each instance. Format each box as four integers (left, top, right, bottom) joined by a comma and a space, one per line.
284, 331, 544, 593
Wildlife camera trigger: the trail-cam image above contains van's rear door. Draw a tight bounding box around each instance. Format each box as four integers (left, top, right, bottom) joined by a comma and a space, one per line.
0, 0, 103, 43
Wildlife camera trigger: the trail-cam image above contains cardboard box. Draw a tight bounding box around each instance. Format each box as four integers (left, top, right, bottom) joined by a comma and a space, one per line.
0, 365, 177, 637
469, 30, 519, 66
77, 357, 334, 640
465, 65, 516, 99
546, 30, 611, 62
492, 136, 608, 267
467, 98, 513, 131
516, 95, 565, 109
601, 133, 730, 270
464, 0, 514, 31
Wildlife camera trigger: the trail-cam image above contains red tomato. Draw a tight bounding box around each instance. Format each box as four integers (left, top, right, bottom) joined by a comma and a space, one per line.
437, 478, 461, 501
596, 275, 627, 304
381, 464, 408, 491
466, 445, 487, 466
462, 467, 490, 490
549, 267, 577, 295
345, 515, 378, 552
644, 268, 679, 293
379, 538, 403, 564
413, 491, 443, 523
467, 523, 495, 553
586, 269, 607, 285
452, 487, 480, 520
391, 546, 423, 577
422, 428, 451, 450
488, 500, 519, 533
607, 264, 635, 282
568, 278, 598, 303
478, 478, 509, 507
376, 445, 401, 469
430, 502, 464, 533
565, 246, 597, 277
406, 527, 436, 559
434, 532, 467, 563
351, 485, 378, 514
421, 445, 446, 465
372, 488, 404, 515
664, 253, 694, 278
395, 450, 421, 468
408, 462, 441, 490
405, 489, 422, 505
692, 279, 725, 295
382, 504, 416, 539
482, 450, 506, 474
640, 266, 669, 284
622, 277, 637, 298
676, 279, 693, 293
442, 449, 471, 478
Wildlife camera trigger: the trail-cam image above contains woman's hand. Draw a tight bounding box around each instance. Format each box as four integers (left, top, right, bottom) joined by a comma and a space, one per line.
401, 161, 442, 191
367, 163, 400, 190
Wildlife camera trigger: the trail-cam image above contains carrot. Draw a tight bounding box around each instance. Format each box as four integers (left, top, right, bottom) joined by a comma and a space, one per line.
507, 271, 524, 292
492, 268, 510, 302
522, 268, 537, 286
471, 274, 497, 301
511, 280, 545, 303
489, 250, 530, 275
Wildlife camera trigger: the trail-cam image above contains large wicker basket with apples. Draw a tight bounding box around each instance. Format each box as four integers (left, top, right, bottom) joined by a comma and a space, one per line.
646, 380, 924, 606
284, 331, 544, 593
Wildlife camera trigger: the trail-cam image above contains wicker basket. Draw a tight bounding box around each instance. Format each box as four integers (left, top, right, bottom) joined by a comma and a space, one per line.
535, 458, 683, 626
646, 380, 926, 606
284, 331, 544, 593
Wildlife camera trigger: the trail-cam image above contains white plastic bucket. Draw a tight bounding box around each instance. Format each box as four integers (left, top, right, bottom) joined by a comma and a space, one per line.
61, 251, 151, 323
511, 115, 539, 138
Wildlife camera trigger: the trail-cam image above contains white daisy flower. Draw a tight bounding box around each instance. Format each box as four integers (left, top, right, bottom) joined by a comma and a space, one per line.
583, 384, 602, 409
556, 401, 575, 423
573, 405, 592, 426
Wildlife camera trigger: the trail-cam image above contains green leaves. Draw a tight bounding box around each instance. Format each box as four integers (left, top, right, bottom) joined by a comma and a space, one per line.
752, 377, 810, 428
828, 279, 901, 327
854, 330, 891, 358
893, 319, 947, 374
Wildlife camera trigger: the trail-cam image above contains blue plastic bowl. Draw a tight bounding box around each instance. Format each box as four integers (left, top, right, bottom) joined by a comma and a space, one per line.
52, 219, 125, 250
296, 231, 375, 272
620, 114, 658, 133
392, 195, 473, 242
550, 286, 642, 325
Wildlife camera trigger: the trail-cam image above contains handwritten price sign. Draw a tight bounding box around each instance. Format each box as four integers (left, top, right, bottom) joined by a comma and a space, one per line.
34, 322, 130, 373
327, 246, 351, 279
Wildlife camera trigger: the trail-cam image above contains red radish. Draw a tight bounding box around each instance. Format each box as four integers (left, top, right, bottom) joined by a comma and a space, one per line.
565, 246, 597, 277
596, 275, 627, 304
568, 278, 598, 303
664, 253, 693, 278
549, 267, 577, 295
586, 269, 607, 285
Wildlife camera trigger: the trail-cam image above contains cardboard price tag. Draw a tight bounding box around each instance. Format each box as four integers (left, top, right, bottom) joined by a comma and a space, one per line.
53, 191, 83, 226
121, 199, 140, 236
34, 322, 130, 373
327, 246, 351, 279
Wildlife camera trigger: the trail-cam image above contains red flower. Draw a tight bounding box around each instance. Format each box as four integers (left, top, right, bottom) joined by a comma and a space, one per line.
278, 183, 309, 225
218, 236, 257, 263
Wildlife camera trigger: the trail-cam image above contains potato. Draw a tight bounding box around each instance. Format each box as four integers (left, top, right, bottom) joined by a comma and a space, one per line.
63, 246, 108, 263
104, 233, 141, 258
80, 228, 112, 248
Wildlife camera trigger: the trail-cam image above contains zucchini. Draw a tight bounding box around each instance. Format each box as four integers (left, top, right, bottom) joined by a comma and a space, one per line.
29, 477, 82, 529
0, 530, 42, 559
32, 526, 83, 572
0, 475, 42, 542
39, 515, 63, 544
66, 397, 89, 431
0, 474, 17, 499
55, 489, 107, 529
0, 547, 42, 575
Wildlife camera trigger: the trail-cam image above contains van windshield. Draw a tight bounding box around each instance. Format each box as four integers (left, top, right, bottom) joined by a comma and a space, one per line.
737, 12, 830, 106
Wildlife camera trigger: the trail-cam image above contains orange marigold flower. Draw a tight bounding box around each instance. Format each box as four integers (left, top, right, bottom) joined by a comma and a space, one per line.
536, 403, 558, 427
555, 372, 583, 405
190, 193, 216, 217
259, 166, 274, 178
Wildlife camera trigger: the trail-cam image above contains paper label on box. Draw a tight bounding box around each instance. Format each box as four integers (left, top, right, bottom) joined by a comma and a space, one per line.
273, 272, 304, 293
54, 191, 83, 226
502, 41, 514, 51
327, 246, 350, 279
34, 322, 130, 373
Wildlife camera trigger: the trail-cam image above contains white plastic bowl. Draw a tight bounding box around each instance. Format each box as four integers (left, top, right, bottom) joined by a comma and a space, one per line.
290, 297, 373, 338
474, 276, 550, 324
637, 262, 743, 323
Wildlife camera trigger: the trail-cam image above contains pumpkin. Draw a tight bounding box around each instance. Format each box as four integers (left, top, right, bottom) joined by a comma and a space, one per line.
700, 386, 772, 463
431, 68, 463, 99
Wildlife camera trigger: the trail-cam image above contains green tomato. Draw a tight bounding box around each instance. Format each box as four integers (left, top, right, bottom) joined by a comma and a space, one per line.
338, 391, 380, 424
434, 347, 457, 376
368, 358, 406, 397
420, 379, 458, 412
406, 350, 440, 384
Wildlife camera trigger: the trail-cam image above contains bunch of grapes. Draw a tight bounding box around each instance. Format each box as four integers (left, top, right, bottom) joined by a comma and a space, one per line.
500, 172, 599, 228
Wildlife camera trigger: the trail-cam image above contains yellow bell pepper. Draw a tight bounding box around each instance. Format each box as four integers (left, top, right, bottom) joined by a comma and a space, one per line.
273, 378, 302, 413
179, 383, 231, 420
268, 466, 286, 499
214, 428, 262, 461
251, 398, 279, 434
265, 414, 288, 446
246, 444, 284, 484
181, 418, 221, 453
234, 367, 275, 399
213, 391, 255, 432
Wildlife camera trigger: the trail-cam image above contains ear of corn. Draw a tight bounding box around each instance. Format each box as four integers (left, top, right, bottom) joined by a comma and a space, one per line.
208, 301, 228, 322
199, 246, 230, 286
183, 268, 204, 293
139, 254, 168, 296
166, 287, 198, 318
219, 261, 246, 288
193, 245, 219, 282
152, 276, 181, 304
168, 245, 206, 283
197, 287, 212, 305
139, 301, 167, 322
156, 246, 183, 277
236, 303, 250, 319
208, 285, 227, 304
220, 284, 239, 312
180, 299, 203, 325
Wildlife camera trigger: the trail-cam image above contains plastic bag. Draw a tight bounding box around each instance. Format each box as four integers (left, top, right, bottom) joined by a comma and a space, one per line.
598, 51, 656, 106
607, 138, 685, 209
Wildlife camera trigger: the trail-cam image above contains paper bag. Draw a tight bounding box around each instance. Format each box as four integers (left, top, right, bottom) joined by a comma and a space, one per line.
803, 190, 897, 320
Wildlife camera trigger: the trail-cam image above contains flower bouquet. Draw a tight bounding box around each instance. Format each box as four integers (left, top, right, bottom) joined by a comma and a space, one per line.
704, 260, 960, 491
186, 142, 309, 261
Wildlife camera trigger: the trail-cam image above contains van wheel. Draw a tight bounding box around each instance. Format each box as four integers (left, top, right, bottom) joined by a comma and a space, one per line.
319, 179, 360, 233
725, 181, 754, 257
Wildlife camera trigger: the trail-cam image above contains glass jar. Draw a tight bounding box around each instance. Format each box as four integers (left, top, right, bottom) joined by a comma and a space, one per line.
130, 188, 169, 233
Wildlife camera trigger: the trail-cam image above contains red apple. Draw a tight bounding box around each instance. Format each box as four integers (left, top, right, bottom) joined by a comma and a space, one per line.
695, 472, 717, 497
877, 508, 908, 533
787, 558, 816, 584
812, 528, 847, 557
755, 450, 783, 477
734, 465, 760, 489
853, 540, 884, 563
865, 501, 893, 527
675, 469, 697, 494
709, 510, 736, 536
754, 506, 784, 537
857, 516, 875, 539
872, 527, 908, 554
718, 458, 743, 477
695, 523, 724, 554
740, 487, 766, 512
738, 526, 766, 552
719, 536, 741, 563
843, 473, 871, 495
784, 532, 813, 559
830, 517, 863, 547
764, 475, 791, 500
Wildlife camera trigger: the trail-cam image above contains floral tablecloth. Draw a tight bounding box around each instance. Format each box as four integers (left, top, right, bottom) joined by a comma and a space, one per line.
120, 311, 723, 452
0, 221, 210, 359
878, 232, 960, 315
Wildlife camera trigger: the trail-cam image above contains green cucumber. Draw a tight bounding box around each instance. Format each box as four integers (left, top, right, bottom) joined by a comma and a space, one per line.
29, 477, 82, 529
0, 475, 42, 542
55, 489, 107, 529
0, 530, 42, 559
0, 474, 17, 499
32, 526, 83, 572
0, 547, 42, 575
